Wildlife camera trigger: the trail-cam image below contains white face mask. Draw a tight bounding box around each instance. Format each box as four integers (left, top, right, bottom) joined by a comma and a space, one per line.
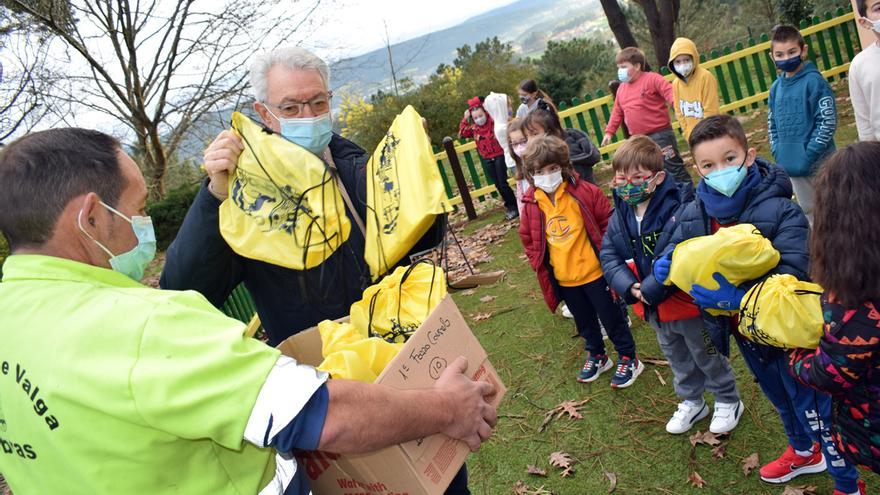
869, 18, 880, 33
474, 116, 487, 126
674, 62, 694, 76
534, 170, 563, 194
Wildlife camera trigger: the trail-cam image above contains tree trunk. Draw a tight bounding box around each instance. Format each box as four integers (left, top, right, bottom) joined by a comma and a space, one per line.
600, 0, 639, 49
636, 0, 679, 69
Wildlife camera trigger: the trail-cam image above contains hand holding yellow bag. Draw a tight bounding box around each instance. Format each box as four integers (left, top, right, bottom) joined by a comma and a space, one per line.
666, 223, 780, 315
738, 274, 824, 349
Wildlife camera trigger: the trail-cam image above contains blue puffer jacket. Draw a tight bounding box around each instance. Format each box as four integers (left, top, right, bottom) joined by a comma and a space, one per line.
659, 158, 810, 356
768, 61, 837, 177
601, 175, 693, 320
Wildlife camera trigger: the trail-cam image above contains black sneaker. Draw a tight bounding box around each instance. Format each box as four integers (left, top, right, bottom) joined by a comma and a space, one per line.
505, 209, 519, 221
610, 355, 644, 389
578, 353, 612, 383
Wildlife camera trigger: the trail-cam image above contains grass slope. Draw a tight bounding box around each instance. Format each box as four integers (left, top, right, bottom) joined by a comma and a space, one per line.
457, 79, 875, 494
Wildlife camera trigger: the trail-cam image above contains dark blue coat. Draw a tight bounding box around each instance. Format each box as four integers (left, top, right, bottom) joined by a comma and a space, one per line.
160, 134, 441, 346
600, 175, 693, 321
659, 158, 810, 356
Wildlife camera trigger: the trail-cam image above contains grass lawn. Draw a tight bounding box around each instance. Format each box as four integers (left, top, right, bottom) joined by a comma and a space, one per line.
455, 78, 876, 494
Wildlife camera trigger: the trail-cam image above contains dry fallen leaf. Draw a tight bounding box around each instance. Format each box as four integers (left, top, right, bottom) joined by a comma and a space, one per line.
461, 289, 476, 296
512, 481, 553, 495
479, 294, 497, 303
688, 471, 706, 488
560, 466, 575, 478
604, 471, 617, 493
526, 465, 547, 477
689, 430, 725, 447
741, 453, 760, 476
548, 451, 573, 469
711, 445, 726, 459
780, 486, 818, 495
472, 312, 493, 321
557, 400, 588, 420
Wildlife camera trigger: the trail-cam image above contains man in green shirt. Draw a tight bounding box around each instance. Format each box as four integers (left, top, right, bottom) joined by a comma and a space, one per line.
0, 128, 497, 494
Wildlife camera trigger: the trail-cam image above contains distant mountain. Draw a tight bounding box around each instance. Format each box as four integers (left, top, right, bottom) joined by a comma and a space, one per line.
329, 0, 608, 100
173, 0, 610, 162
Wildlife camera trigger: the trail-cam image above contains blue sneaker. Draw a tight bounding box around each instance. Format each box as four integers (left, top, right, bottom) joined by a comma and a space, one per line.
610, 355, 644, 389
577, 353, 612, 383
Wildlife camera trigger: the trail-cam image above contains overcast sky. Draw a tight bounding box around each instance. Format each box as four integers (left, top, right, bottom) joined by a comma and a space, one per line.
315, 0, 518, 60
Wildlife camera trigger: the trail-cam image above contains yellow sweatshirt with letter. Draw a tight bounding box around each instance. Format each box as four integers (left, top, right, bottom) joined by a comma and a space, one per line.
668, 38, 720, 140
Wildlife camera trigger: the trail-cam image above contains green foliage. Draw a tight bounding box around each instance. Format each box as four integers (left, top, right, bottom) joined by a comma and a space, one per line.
779, 0, 816, 25
537, 38, 617, 104
146, 182, 200, 251
339, 37, 535, 150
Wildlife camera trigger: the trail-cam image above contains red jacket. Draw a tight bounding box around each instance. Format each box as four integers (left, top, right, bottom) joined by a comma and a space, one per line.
518, 177, 612, 312
459, 114, 504, 159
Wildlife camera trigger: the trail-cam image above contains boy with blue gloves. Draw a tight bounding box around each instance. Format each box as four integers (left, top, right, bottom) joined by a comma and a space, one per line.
768, 25, 837, 224
653, 115, 865, 495
600, 136, 741, 435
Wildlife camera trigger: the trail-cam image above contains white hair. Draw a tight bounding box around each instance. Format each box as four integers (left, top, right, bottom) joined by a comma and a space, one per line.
249, 46, 330, 103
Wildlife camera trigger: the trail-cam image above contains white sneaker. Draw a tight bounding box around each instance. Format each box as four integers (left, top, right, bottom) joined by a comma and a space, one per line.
561, 303, 574, 319
709, 400, 744, 434
666, 401, 709, 434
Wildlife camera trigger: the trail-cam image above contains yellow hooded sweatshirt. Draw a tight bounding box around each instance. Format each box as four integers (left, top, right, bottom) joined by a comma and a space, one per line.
668, 38, 720, 140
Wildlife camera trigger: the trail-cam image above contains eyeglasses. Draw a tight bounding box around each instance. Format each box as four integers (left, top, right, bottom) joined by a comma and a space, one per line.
265, 92, 333, 118
611, 174, 655, 187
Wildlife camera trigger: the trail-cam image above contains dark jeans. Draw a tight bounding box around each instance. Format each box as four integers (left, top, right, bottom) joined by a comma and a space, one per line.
445, 464, 470, 494
558, 277, 636, 358
483, 155, 517, 211
648, 127, 694, 195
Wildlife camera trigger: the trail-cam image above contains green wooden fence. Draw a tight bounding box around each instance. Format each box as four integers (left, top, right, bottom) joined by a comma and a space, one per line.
435, 8, 861, 207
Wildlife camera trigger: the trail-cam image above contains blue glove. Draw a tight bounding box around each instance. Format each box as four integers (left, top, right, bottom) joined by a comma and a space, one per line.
690, 272, 746, 310
653, 252, 673, 284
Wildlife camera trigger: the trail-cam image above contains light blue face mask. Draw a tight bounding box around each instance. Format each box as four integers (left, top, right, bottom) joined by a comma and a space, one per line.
78, 201, 156, 282
703, 162, 748, 197
266, 108, 333, 155
617, 67, 631, 83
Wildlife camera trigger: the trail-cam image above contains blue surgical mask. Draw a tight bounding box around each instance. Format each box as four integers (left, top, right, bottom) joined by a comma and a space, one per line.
618, 67, 631, 83
266, 108, 333, 155
775, 54, 802, 73
703, 162, 748, 197
78, 201, 156, 282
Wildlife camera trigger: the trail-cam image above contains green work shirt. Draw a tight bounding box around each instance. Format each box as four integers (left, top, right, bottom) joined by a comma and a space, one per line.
0, 254, 280, 494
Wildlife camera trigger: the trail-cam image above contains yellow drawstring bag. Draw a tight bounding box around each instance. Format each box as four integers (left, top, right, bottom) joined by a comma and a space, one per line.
350, 261, 446, 343
364, 105, 452, 280
316, 320, 403, 382
666, 223, 781, 315
739, 274, 824, 349
219, 112, 350, 270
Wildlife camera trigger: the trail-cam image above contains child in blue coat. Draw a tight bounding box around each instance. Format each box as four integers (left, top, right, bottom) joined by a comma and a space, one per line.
654, 115, 864, 495
768, 25, 837, 224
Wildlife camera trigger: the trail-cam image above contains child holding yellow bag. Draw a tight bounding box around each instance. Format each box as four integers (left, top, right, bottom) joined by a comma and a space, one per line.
654, 115, 865, 494
788, 143, 880, 482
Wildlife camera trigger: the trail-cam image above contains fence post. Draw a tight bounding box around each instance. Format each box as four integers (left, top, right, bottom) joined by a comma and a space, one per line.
442, 137, 477, 220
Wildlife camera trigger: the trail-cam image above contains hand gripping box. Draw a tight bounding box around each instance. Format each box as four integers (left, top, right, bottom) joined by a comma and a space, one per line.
276, 295, 506, 495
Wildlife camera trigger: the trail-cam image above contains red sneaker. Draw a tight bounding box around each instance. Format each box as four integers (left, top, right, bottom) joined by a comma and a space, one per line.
759, 444, 826, 484
833, 479, 867, 495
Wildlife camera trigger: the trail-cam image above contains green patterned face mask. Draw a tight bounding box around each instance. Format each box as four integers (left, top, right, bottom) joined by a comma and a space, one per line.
614, 174, 659, 206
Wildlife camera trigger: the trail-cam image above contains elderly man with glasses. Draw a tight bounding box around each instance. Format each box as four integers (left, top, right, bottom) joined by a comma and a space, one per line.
160, 47, 466, 493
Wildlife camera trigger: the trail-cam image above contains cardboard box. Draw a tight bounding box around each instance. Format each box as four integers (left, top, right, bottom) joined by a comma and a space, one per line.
277, 295, 506, 495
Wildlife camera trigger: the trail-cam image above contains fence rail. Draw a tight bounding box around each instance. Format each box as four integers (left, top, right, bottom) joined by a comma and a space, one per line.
435, 8, 860, 208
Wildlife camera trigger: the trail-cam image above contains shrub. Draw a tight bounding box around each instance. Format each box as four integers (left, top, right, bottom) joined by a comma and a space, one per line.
146, 182, 200, 251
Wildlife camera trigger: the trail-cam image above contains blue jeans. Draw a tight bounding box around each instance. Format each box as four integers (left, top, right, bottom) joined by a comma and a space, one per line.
737, 338, 860, 493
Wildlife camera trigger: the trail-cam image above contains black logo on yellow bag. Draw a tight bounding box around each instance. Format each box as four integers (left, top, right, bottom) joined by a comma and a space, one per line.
377, 132, 401, 234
